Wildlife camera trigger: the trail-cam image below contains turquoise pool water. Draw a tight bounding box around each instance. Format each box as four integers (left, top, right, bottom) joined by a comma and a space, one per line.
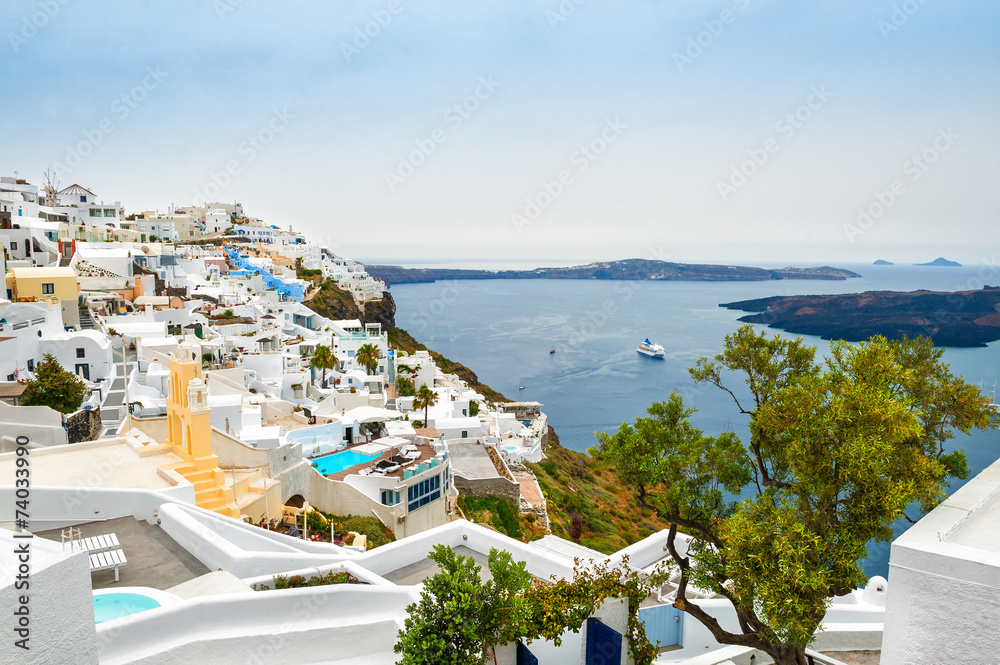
312, 449, 378, 475
93, 593, 161, 623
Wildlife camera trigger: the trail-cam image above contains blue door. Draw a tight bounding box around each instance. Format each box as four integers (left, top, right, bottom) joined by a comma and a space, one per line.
585, 618, 622, 665
638, 603, 684, 648
516, 641, 538, 665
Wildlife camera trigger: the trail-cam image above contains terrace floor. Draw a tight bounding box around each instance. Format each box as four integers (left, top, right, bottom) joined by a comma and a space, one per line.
38, 516, 210, 590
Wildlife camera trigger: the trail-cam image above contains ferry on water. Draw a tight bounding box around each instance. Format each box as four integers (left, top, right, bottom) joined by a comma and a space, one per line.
637, 338, 665, 359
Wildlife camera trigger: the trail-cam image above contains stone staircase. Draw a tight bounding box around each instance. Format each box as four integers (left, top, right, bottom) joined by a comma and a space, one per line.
168, 462, 241, 518
79, 306, 96, 330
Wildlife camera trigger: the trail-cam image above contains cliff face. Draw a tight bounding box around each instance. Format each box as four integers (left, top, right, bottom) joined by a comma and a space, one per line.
366, 259, 861, 285
304, 279, 396, 329
722, 287, 1000, 347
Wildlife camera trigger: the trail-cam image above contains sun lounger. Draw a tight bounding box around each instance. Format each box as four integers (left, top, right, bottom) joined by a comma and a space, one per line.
81, 533, 120, 553
90, 548, 128, 582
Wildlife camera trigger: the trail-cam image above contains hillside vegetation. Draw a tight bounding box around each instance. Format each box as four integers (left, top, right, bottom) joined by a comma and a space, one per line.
527, 428, 672, 554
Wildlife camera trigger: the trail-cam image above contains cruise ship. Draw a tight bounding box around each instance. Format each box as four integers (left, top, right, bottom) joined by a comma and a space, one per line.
637, 338, 665, 358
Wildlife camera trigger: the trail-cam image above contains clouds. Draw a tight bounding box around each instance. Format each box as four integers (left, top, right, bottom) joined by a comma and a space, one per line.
3, 0, 999, 264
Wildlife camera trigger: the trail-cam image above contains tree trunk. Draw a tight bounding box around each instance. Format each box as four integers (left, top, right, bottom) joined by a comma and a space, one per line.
765, 645, 809, 665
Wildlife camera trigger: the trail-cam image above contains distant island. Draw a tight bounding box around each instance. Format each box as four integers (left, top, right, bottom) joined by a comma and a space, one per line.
721, 287, 1000, 347
915, 257, 962, 267
873, 259, 894, 265
366, 259, 861, 285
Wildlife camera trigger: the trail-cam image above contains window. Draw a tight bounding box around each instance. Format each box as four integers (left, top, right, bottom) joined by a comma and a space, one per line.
41, 283, 54, 294
6, 374, 13, 381
89, 208, 100, 217
461, 430, 468, 438
80, 195, 87, 202
26, 359, 34, 371
406, 474, 441, 512
381, 490, 400, 506
104, 209, 115, 217
76, 348, 85, 358
9, 242, 16, 250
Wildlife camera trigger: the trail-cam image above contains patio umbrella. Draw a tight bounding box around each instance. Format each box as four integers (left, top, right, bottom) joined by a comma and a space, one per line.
352, 441, 392, 457
346, 406, 403, 424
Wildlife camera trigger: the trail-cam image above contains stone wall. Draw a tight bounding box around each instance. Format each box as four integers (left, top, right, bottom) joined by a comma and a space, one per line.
453, 474, 521, 504
67, 405, 103, 443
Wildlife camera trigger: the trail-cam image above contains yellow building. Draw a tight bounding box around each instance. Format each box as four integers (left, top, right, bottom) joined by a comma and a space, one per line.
5, 266, 80, 329
159, 344, 241, 518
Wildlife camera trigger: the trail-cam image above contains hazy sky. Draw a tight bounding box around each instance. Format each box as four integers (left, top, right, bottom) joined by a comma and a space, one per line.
3, 0, 998, 266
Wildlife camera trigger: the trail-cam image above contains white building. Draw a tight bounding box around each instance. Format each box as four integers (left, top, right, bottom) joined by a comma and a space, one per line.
204, 208, 231, 234
881, 454, 1000, 665
233, 220, 277, 243
0, 300, 114, 383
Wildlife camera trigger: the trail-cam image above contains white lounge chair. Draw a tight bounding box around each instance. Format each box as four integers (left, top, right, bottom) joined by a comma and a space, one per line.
81, 533, 120, 553
90, 548, 128, 582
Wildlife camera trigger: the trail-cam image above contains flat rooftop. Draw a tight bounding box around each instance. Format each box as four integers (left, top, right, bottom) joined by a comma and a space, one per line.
38, 516, 210, 590
447, 441, 501, 480
0, 438, 182, 490
381, 545, 491, 585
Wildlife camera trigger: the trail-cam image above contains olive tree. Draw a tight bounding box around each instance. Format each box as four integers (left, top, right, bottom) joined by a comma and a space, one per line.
592, 326, 996, 665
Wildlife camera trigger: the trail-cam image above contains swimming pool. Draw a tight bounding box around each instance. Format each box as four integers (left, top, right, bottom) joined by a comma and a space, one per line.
92, 588, 179, 624
312, 449, 378, 475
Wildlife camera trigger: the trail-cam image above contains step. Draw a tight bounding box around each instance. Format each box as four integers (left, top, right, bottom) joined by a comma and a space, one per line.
183, 469, 217, 483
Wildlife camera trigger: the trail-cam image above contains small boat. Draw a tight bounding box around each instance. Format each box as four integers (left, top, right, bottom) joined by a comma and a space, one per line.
549, 347, 555, 354
637, 338, 666, 359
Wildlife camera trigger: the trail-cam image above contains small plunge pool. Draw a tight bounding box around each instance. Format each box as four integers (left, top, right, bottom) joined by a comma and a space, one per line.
93, 587, 180, 624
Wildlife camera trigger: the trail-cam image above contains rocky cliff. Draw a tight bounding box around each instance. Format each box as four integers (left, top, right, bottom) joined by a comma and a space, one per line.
722, 287, 1000, 347
304, 279, 396, 330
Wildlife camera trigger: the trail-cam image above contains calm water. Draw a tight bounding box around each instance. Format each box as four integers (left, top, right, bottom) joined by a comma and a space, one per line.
392, 264, 1000, 576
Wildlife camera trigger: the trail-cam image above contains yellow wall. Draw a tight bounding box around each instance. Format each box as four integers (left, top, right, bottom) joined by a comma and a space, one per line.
7, 268, 80, 328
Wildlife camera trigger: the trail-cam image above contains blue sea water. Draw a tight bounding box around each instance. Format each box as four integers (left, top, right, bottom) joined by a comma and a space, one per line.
391, 263, 1000, 577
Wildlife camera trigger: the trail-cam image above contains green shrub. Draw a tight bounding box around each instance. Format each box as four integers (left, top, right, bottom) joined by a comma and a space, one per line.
459, 496, 522, 539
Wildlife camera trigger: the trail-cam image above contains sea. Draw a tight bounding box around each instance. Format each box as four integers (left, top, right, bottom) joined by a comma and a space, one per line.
390, 263, 1000, 577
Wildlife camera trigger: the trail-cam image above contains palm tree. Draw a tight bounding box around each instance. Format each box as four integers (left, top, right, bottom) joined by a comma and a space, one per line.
355, 343, 381, 376
413, 385, 438, 428
310, 345, 337, 388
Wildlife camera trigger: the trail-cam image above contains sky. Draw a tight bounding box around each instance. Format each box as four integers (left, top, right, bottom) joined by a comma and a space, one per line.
2, 0, 998, 267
